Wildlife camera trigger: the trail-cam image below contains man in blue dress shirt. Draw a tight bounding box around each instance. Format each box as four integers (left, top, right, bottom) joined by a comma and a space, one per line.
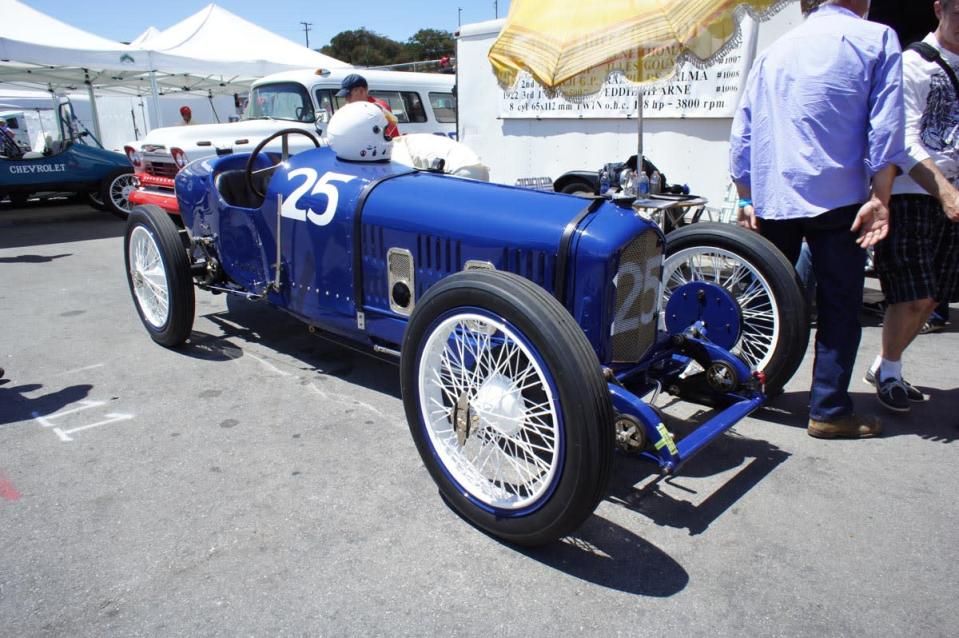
730, 0, 905, 439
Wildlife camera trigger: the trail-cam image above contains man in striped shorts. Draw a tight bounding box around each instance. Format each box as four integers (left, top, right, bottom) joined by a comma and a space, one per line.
870, 0, 959, 412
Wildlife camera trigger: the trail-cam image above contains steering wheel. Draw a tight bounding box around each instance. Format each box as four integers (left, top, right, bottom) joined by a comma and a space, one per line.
245, 128, 321, 198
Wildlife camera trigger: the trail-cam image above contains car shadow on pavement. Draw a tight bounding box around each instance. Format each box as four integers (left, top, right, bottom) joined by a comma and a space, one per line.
518, 514, 690, 597
443, 495, 690, 597
606, 427, 790, 536
190, 297, 401, 398
0, 210, 124, 250
0, 253, 72, 263
0, 379, 93, 427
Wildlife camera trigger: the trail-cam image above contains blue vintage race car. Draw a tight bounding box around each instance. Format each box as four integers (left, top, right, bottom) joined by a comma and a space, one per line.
123, 125, 804, 546
0, 101, 135, 217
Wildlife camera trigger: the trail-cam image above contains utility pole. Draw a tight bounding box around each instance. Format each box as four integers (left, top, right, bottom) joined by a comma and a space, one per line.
494, 1, 498, 18
300, 21, 313, 48
458, 7, 462, 26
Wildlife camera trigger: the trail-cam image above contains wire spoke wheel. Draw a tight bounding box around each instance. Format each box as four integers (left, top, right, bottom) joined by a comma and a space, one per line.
419, 313, 560, 510
663, 247, 778, 372
128, 226, 170, 328
110, 173, 138, 215
101, 171, 137, 218
401, 270, 612, 546
663, 223, 808, 395
124, 205, 195, 347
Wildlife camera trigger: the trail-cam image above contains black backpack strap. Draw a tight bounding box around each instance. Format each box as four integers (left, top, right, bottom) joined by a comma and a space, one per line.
907, 41, 959, 98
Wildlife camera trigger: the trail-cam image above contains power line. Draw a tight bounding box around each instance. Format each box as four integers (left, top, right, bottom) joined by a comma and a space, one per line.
300, 21, 313, 49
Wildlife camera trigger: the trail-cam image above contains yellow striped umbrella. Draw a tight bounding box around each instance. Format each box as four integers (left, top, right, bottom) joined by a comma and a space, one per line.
489, 0, 792, 98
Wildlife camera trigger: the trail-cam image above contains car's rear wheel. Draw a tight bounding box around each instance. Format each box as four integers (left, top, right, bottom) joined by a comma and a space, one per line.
124, 204, 194, 346
101, 170, 137, 219
663, 223, 808, 395
401, 270, 613, 546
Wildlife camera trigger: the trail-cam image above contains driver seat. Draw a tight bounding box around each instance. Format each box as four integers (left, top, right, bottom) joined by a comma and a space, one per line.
214, 169, 271, 209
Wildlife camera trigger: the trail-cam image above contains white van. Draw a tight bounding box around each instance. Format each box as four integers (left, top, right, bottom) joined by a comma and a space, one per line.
125, 68, 457, 213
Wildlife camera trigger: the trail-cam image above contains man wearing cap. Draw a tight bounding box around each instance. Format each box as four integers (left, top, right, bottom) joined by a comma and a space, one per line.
178, 106, 192, 126
336, 73, 401, 139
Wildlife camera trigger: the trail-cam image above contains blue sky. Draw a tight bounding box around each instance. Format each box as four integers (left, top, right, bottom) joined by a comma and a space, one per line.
27, 0, 510, 48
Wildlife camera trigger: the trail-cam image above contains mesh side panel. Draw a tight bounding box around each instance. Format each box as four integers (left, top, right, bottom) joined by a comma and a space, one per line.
387, 248, 415, 315
610, 229, 663, 363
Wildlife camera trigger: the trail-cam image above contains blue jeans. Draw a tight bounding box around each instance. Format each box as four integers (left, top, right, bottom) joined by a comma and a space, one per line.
759, 205, 865, 421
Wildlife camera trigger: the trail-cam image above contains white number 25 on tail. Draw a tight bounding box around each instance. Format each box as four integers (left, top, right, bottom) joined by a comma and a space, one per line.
280, 168, 356, 227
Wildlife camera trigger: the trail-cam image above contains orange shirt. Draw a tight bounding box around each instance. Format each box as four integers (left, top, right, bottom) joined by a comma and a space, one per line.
367, 96, 401, 139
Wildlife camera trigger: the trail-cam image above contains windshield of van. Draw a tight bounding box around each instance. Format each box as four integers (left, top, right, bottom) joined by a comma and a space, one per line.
246, 82, 315, 123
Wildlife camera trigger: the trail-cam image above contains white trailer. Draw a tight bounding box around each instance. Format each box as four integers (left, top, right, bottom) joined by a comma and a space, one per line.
455, 6, 803, 208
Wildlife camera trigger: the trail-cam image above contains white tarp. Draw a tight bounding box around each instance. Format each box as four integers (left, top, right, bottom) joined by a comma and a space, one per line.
130, 27, 160, 49
0, 0, 351, 131
0, 2, 349, 96
142, 4, 350, 78
0, 0, 148, 72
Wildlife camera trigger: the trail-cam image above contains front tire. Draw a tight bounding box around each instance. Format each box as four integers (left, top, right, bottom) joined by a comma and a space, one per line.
124, 204, 194, 346
100, 170, 137, 219
664, 223, 808, 395
401, 271, 613, 546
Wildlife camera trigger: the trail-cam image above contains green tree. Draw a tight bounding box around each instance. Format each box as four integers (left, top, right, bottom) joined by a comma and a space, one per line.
405, 29, 454, 61
321, 28, 407, 66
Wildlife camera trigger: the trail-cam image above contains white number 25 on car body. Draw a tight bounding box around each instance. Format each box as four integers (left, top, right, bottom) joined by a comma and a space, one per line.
280, 168, 357, 226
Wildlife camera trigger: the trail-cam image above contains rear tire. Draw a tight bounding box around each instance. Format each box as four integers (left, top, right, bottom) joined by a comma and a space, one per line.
664, 223, 808, 395
124, 204, 194, 346
101, 170, 137, 219
401, 270, 613, 546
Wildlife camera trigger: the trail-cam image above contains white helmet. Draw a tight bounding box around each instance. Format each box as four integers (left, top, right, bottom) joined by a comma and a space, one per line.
326, 101, 393, 161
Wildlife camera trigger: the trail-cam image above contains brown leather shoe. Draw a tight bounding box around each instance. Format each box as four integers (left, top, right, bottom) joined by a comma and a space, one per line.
807, 413, 882, 439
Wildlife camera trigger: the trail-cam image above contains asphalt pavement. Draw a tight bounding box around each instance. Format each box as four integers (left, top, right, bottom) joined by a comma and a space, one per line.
1, 201, 957, 637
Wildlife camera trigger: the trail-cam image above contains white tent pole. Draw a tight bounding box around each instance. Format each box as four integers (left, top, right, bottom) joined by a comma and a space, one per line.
149, 54, 163, 128
149, 68, 162, 130
84, 74, 103, 142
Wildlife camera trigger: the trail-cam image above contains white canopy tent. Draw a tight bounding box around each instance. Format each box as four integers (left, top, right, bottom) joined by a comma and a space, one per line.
134, 4, 351, 125
143, 5, 349, 79
0, 0, 152, 138
130, 27, 161, 49
1, 0, 350, 132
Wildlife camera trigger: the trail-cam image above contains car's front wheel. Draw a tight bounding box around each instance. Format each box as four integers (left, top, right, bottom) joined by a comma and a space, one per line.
100, 170, 137, 219
124, 204, 194, 346
663, 223, 808, 395
401, 270, 613, 546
